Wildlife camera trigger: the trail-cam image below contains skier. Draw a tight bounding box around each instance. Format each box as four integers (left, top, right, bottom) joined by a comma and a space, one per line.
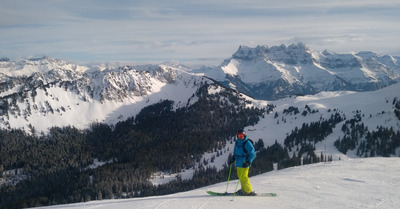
229, 129, 256, 196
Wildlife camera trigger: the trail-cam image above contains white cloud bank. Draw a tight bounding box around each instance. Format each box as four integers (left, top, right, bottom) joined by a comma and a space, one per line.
1, 0, 399, 66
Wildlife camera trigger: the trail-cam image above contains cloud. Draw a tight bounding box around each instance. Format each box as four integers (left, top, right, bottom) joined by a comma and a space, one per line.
1, 0, 399, 66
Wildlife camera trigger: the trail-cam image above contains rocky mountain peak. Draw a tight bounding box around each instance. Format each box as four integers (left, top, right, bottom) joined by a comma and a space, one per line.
232, 42, 314, 65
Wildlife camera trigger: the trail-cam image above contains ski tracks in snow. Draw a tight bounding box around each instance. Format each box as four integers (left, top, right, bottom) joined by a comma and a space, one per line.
153, 196, 214, 209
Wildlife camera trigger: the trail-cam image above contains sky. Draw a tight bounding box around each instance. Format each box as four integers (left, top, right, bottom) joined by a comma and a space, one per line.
1, 0, 400, 66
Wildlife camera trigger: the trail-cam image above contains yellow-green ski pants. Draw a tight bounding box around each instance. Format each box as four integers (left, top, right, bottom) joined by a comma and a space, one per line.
237, 167, 252, 193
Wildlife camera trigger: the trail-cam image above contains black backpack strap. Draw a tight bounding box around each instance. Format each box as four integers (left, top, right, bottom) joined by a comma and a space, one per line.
242, 139, 250, 159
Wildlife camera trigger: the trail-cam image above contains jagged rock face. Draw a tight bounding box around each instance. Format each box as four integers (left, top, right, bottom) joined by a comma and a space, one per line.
233, 43, 315, 65
205, 43, 400, 100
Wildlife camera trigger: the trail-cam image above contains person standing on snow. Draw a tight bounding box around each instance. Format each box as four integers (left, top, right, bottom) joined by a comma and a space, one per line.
229, 129, 256, 196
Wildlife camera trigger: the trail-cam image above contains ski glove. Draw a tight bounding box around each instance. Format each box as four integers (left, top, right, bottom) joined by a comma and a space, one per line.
229, 157, 235, 165
242, 161, 251, 167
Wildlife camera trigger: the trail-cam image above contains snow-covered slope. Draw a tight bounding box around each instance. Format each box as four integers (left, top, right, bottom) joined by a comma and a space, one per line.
196, 43, 400, 100
32, 157, 400, 209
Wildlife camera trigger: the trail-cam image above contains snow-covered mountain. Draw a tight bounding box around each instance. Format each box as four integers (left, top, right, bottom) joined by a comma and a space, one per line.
32, 157, 400, 209
196, 43, 400, 100
0, 56, 210, 134
1, 42, 399, 134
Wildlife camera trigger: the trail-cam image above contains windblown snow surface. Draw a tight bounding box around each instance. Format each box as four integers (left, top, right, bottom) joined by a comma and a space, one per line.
33, 157, 399, 209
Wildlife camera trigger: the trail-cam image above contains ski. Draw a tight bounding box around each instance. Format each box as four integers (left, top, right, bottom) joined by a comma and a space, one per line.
206, 190, 277, 197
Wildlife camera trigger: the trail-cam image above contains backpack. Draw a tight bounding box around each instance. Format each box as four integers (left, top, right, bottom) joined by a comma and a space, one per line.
242, 139, 255, 155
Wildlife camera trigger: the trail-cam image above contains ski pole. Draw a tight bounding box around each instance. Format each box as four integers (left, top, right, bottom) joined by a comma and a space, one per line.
225, 164, 233, 193
232, 167, 245, 201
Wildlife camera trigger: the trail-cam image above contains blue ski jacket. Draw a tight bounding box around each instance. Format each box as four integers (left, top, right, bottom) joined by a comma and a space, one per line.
233, 136, 256, 168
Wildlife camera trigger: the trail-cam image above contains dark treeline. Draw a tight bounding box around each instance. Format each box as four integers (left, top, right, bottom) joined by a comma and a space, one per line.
284, 112, 344, 149
394, 97, 400, 120
335, 110, 400, 157
0, 84, 269, 209
282, 111, 344, 163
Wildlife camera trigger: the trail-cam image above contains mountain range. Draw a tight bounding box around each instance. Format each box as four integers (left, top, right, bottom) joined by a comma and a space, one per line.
195, 42, 400, 100
0, 43, 399, 134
